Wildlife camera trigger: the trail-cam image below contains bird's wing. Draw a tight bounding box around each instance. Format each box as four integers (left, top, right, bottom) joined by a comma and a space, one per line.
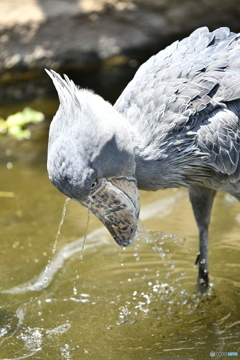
114, 27, 240, 179
195, 106, 240, 182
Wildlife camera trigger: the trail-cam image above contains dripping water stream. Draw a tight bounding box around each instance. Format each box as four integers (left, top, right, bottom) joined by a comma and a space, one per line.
80, 210, 91, 260
73, 209, 91, 297
53, 197, 71, 255
43, 197, 70, 287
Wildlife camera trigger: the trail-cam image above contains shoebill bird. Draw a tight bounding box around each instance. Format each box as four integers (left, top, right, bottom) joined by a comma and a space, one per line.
46, 27, 240, 291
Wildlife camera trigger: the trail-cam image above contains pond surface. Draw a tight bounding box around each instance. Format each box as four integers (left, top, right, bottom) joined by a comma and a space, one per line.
0, 100, 240, 360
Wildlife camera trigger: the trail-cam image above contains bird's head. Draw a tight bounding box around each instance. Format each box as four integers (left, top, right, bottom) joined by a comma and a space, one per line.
46, 70, 140, 246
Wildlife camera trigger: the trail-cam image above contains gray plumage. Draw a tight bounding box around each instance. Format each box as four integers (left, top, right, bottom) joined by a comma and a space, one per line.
115, 26, 240, 193
47, 27, 240, 291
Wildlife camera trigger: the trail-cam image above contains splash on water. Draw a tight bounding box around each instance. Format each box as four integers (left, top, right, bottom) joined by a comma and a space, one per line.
60, 344, 71, 360
17, 327, 42, 352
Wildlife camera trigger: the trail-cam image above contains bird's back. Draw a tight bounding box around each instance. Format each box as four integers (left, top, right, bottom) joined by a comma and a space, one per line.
115, 27, 240, 194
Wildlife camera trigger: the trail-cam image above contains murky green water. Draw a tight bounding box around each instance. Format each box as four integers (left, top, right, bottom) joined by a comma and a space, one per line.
0, 106, 240, 360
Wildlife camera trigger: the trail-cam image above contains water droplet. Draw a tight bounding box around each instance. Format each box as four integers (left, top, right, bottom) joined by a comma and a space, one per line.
106, 325, 113, 330
73, 287, 77, 295
168, 261, 175, 268
80, 293, 90, 298
180, 289, 186, 295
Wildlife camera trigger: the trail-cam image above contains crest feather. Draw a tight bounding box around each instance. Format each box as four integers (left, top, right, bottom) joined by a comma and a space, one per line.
45, 69, 81, 109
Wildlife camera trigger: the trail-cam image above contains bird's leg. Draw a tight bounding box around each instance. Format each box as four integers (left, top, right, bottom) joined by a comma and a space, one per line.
188, 185, 216, 292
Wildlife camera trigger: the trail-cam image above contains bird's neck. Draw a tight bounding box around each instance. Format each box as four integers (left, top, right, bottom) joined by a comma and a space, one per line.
131, 132, 204, 191
134, 151, 188, 190
114, 105, 204, 191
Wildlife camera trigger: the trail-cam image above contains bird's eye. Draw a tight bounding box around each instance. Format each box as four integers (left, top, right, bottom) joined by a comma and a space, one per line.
91, 180, 98, 189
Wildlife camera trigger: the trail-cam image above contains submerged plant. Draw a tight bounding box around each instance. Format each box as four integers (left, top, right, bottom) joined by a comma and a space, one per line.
0, 107, 45, 140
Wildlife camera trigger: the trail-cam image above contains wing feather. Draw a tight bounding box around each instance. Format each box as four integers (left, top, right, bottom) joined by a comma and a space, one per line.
196, 108, 240, 181
114, 27, 240, 182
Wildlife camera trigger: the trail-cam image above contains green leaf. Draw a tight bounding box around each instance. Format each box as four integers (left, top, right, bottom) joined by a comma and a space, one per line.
1, 107, 45, 140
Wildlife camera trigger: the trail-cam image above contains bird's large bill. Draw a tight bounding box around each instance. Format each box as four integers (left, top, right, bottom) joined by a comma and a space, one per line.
81, 177, 140, 246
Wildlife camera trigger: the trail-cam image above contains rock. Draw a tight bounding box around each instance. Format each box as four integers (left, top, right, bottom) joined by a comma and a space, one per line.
1, 0, 240, 105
